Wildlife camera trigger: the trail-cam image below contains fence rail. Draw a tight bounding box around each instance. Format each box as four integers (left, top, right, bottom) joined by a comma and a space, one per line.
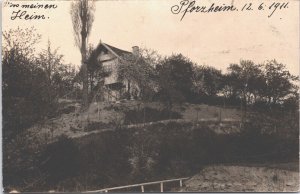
84, 177, 189, 193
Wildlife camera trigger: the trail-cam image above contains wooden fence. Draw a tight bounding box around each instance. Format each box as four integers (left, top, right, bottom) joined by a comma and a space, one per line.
84, 177, 189, 193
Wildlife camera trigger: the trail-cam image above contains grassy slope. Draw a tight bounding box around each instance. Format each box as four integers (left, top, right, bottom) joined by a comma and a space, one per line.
26, 99, 242, 143
4, 100, 298, 192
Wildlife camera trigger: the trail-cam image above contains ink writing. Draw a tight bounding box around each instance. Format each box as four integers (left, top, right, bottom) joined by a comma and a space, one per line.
4, 1, 58, 20
171, 0, 290, 21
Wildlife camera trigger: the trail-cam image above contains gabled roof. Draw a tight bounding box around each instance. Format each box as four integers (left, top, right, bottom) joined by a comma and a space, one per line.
102, 43, 131, 57
87, 41, 131, 69
94, 42, 131, 60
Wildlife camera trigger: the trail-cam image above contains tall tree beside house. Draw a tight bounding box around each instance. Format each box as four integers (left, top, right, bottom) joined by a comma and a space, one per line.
70, 0, 95, 109
118, 48, 159, 101
86, 44, 108, 97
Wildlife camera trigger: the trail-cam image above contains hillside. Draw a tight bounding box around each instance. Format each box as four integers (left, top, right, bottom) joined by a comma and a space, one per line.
5, 99, 298, 192
26, 99, 242, 143
4, 98, 299, 192
181, 164, 299, 192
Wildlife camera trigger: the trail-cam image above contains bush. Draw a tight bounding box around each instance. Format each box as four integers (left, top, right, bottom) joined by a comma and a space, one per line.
5, 120, 299, 191
2, 48, 59, 138
39, 136, 80, 185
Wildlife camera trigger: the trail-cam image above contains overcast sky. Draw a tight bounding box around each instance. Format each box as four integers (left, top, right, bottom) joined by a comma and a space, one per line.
2, 0, 299, 74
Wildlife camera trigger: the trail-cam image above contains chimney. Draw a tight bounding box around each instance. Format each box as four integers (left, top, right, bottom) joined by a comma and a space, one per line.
132, 46, 139, 57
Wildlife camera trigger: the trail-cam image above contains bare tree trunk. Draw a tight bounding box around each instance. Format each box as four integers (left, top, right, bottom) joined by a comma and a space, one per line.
71, 0, 95, 108
127, 80, 131, 99
81, 43, 88, 108
82, 61, 88, 108
81, 2, 88, 109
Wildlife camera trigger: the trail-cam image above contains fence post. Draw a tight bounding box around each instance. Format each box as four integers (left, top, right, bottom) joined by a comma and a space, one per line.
141, 185, 144, 192
105, 190, 108, 192
160, 182, 163, 192
180, 179, 183, 187
143, 104, 146, 124
98, 102, 100, 120
219, 107, 222, 122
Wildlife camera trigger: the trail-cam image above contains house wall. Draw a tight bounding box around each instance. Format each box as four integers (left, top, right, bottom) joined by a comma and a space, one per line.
103, 59, 119, 85
97, 53, 119, 85
96, 50, 141, 101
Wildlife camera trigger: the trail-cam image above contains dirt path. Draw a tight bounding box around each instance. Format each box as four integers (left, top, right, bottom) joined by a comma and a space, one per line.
181, 164, 299, 192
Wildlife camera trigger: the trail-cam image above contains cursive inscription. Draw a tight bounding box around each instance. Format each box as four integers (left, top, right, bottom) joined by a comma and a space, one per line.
171, 0, 237, 21
4, 1, 58, 20
171, 0, 290, 21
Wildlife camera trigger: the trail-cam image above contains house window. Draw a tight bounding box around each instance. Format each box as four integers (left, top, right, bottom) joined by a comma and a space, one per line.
104, 63, 113, 72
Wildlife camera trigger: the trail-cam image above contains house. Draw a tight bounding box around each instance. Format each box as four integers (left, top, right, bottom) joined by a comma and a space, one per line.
87, 41, 140, 101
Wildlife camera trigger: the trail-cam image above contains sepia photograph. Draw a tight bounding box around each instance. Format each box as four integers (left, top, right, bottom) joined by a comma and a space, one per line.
1, 0, 300, 192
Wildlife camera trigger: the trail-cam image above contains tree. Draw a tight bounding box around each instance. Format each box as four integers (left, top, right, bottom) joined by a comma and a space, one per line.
2, 26, 41, 59
227, 60, 265, 106
156, 54, 194, 107
70, 0, 95, 109
118, 48, 159, 101
37, 41, 79, 98
37, 40, 63, 85
2, 28, 56, 136
221, 73, 239, 100
225, 59, 298, 110
263, 60, 298, 105
192, 65, 223, 97
36, 40, 64, 101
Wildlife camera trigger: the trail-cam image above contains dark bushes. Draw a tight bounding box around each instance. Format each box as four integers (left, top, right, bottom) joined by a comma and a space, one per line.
9, 121, 299, 191
77, 121, 298, 189
39, 136, 80, 186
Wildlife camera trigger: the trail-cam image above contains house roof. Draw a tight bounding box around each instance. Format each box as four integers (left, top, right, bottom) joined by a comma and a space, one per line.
94, 42, 131, 60
87, 42, 132, 69
102, 43, 131, 57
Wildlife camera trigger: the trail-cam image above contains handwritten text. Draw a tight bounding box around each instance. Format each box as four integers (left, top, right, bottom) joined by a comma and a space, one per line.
171, 0, 290, 21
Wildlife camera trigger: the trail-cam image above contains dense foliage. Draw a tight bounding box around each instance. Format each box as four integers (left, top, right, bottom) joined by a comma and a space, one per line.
2, 27, 79, 137
116, 51, 298, 111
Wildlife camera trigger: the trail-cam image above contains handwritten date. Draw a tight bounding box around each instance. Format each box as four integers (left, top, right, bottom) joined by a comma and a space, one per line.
171, 0, 290, 21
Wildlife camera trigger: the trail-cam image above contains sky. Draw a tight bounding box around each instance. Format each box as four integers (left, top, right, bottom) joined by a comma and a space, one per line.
2, 0, 300, 74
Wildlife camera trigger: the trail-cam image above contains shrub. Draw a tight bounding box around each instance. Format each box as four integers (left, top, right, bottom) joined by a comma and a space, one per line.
39, 135, 80, 185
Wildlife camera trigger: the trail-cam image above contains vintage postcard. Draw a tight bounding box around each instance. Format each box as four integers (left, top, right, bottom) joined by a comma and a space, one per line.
2, 0, 299, 193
